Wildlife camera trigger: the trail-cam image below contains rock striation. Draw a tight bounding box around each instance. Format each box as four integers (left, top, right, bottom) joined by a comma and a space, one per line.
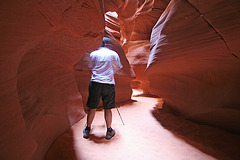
105, 0, 170, 93
1, 0, 240, 159
0, 0, 133, 160
146, 0, 240, 132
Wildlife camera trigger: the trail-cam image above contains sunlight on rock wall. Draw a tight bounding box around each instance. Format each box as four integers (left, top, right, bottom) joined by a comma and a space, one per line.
1, 0, 240, 159
146, 0, 240, 132
105, 0, 170, 94
0, 0, 105, 159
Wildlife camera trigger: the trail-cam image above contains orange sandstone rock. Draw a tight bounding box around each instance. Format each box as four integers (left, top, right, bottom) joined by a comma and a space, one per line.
146, 0, 240, 132
0, 0, 105, 159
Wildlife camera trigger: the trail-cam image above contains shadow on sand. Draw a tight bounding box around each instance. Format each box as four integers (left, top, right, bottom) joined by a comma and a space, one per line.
152, 107, 240, 160
44, 129, 116, 160
88, 133, 116, 144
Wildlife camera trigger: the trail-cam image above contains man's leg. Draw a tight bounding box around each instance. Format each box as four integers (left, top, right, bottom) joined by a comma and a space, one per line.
83, 109, 96, 139
104, 109, 115, 140
104, 109, 112, 128
87, 109, 96, 127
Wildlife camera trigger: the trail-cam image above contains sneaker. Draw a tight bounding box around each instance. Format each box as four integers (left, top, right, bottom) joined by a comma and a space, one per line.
83, 127, 91, 139
106, 128, 115, 140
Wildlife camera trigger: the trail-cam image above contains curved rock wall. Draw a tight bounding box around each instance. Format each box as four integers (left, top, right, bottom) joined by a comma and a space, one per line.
2, 0, 240, 159
0, 0, 133, 160
105, 12, 121, 41
146, 0, 240, 132
0, 0, 98, 158
125, 0, 170, 93
104, 0, 170, 93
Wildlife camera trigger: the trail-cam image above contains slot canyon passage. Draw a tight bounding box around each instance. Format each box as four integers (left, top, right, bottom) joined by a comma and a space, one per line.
1, 0, 240, 160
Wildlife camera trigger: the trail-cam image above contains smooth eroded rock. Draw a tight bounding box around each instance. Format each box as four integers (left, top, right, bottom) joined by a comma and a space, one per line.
146, 0, 240, 132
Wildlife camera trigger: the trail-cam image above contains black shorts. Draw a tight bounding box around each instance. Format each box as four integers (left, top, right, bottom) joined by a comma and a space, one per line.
86, 81, 116, 110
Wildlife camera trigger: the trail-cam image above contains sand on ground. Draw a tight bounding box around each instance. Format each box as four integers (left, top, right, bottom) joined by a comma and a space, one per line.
45, 90, 240, 160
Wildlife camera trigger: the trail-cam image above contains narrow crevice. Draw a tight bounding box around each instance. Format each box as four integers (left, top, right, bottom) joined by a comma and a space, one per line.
62, 5, 72, 14
39, 10, 54, 27
185, 0, 239, 59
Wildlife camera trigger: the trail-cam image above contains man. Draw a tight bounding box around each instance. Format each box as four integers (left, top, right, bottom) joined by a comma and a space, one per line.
83, 38, 123, 140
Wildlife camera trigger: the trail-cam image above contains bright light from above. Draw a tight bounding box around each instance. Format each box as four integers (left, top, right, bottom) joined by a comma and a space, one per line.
104, 11, 118, 19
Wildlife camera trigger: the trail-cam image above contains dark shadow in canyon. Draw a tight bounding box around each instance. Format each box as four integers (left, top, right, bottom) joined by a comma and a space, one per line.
88, 134, 106, 143
132, 93, 159, 98
88, 133, 117, 144
152, 106, 240, 160
45, 129, 78, 160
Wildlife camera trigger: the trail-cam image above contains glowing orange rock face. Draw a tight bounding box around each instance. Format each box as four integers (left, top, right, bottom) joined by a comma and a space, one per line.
146, 0, 240, 132
1, 0, 135, 159
1, 1, 103, 160
1, 0, 240, 159
105, 0, 170, 94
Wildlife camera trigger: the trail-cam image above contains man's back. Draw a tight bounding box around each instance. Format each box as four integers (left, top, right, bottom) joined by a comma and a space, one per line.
89, 47, 122, 85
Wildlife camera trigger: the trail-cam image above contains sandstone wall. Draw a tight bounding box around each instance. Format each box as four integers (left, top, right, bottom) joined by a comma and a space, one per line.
146, 0, 240, 132
2, 0, 240, 159
104, 0, 170, 93
0, 0, 133, 159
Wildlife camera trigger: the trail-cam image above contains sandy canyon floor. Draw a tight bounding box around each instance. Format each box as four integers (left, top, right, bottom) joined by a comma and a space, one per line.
46, 90, 240, 160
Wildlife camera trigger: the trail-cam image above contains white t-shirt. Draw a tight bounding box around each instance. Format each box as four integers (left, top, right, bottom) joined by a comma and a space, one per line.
89, 47, 123, 85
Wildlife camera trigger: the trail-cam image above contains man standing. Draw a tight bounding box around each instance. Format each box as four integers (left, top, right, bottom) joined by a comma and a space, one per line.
83, 38, 123, 140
